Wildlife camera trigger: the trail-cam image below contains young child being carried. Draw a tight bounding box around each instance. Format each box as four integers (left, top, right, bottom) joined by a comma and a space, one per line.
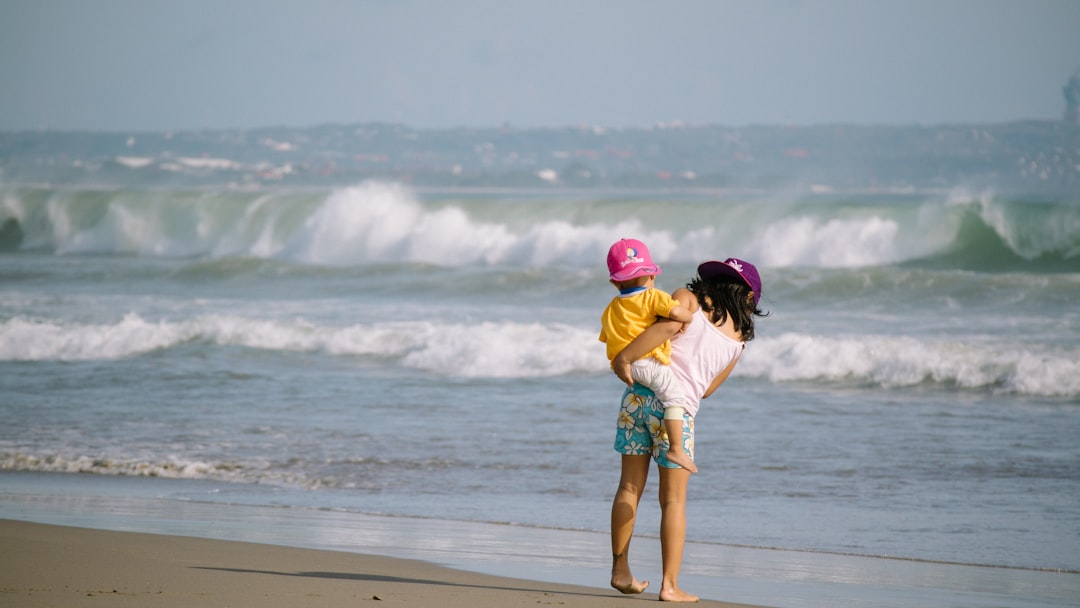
599, 238, 697, 473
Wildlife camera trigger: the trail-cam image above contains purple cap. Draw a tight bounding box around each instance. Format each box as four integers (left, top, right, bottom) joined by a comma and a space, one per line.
607, 238, 661, 281
698, 258, 762, 305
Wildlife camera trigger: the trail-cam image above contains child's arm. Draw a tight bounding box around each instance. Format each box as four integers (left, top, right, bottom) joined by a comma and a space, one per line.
666, 287, 695, 324
666, 302, 693, 323
611, 318, 682, 386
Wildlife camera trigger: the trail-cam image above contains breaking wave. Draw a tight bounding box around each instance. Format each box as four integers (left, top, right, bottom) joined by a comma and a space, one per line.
3, 313, 1077, 397
0, 313, 602, 378
1, 183, 1076, 272
742, 332, 1080, 398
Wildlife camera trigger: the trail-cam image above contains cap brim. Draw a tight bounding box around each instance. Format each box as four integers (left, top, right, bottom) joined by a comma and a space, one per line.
698, 260, 743, 283
611, 265, 660, 281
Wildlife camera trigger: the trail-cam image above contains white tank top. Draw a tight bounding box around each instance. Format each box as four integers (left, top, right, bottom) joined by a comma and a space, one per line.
669, 309, 744, 417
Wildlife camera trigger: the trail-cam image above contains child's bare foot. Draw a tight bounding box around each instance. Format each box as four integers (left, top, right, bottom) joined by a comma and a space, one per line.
666, 449, 698, 473
610, 576, 649, 594
659, 586, 699, 602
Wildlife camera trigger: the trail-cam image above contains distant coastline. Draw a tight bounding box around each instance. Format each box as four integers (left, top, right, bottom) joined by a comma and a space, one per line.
2, 120, 1077, 195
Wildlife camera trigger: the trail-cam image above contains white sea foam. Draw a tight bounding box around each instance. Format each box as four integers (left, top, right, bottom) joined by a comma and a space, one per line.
280, 182, 676, 269
282, 183, 519, 266
0, 313, 608, 378
752, 215, 903, 267
0, 451, 318, 487
0, 452, 231, 480
743, 332, 1080, 397
0, 314, 189, 360
114, 156, 155, 169
396, 321, 599, 378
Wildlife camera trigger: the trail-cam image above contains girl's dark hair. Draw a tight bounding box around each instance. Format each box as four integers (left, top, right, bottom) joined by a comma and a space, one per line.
686, 275, 768, 342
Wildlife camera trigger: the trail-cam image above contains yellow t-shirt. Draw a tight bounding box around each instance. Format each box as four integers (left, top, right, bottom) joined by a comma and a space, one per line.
599, 287, 680, 365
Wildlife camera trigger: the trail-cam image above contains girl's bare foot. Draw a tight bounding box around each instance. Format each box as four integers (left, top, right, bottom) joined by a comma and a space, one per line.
659, 586, 699, 602
666, 450, 698, 473
610, 576, 649, 594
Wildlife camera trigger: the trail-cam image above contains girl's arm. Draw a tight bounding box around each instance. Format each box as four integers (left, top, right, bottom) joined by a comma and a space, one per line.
612, 318, 682, 386
664, 289, 695, 323
612, 288, 698, 386
702, 352, 741, 399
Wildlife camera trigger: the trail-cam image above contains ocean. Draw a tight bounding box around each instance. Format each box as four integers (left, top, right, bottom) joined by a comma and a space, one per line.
1, 182, 1078, 607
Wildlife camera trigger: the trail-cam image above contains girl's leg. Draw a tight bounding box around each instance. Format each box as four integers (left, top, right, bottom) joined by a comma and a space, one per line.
610, 454, 651, 594
657, 465, 698, 602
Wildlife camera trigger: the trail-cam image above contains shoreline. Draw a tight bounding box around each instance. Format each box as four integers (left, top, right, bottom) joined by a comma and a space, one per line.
0, 518, 764, 607
1, 472, 1078, 607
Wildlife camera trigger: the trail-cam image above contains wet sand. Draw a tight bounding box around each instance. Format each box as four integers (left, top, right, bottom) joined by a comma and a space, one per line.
0, 519, 767, 607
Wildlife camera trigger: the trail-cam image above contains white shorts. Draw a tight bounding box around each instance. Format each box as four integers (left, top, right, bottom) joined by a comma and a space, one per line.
630, 357, 690, 419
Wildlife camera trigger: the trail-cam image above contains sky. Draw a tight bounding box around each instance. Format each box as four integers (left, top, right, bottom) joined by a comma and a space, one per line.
2, 0, 1080, 132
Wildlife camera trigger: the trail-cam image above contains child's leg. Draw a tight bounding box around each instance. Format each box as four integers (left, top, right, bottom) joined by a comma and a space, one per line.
663, 407, 697, 473
630, 359, 698, 473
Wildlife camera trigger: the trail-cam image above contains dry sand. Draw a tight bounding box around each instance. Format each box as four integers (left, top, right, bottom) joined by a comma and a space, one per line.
1, 518, 768, 607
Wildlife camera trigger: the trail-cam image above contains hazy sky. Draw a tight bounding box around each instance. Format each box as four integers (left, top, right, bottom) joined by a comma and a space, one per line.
2, 0, 1079, 132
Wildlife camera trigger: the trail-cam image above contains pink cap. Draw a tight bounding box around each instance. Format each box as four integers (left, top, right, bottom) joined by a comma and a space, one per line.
607, 238, 661, 281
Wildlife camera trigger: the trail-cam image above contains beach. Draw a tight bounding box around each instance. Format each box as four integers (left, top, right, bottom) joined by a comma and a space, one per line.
2, 185, 1078, 608
2, 472, 1078, 608
1, 518, 766, 608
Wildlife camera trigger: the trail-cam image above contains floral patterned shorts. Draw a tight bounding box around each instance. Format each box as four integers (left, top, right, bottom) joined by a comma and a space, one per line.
613, 384, 694, 468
